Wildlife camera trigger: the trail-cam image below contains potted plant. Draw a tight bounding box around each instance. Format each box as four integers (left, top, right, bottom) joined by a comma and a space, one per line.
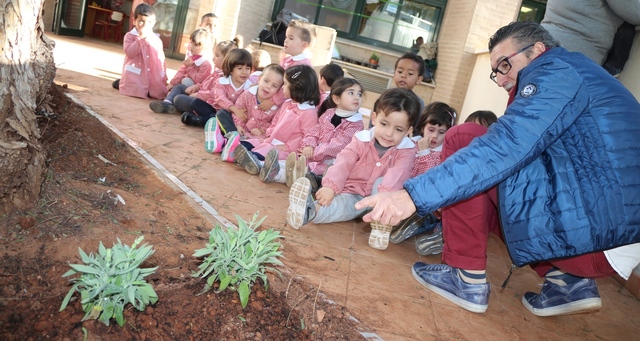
369, 53, 380, 65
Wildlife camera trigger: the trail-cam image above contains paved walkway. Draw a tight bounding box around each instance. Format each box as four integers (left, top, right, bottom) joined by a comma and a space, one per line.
51, 35, 640, 340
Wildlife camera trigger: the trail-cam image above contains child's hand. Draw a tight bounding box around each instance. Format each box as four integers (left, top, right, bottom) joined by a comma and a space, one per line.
237, 126, 246, 136
315, 187, 335, 206
301, 146, 314, 159
230, 106, 248, 122
185, 85, 199, 94
250, 128, 264, 136
258, 99, 274, 111
183, 58, 195, 67
417, 137, 430, 151
166, 84, 174, 91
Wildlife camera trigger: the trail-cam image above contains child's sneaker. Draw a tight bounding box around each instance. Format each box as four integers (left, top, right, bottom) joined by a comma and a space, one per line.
295, 155, 307, 184
260, 149, 280, 182
287, 177, 316, 229
390, 212, 440, 244
285, 152, 297, 187
415, 223, 443, 255
220, 132, 240, 162
234, 144, 261, 175
204, 117, 224, 153
369, 222, 393, 250
181, 112, 207, 127
149, 100, 177, 114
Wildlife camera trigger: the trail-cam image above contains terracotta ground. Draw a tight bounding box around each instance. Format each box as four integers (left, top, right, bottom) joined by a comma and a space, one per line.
0, 85, 366, 340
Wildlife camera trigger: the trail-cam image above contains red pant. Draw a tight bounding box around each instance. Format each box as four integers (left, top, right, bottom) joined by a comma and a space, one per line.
440, 123, 614, 279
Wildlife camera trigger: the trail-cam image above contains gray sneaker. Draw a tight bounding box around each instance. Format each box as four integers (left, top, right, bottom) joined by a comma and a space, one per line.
287, 177, 316, 229
149, 100, 177, 114
260, 149, 280, 182
415, 224, 443, 255
234, 145, 261, 175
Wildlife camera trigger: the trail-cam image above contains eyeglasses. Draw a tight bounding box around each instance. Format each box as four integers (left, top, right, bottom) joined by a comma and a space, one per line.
489, 43, 535, 83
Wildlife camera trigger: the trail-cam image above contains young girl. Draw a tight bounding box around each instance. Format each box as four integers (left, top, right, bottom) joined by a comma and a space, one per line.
231, 65, 321, 175
204, 64, 285, 157
171, 39, 238, 117
287, 88, 421, 251
261, 78, 364, 188
317, 63, 345, 105
465, 110, 498, 127
181, 48, 253, 127
119, 4, 167, 100
389, 102, 458, 249
149, 28, 214, 114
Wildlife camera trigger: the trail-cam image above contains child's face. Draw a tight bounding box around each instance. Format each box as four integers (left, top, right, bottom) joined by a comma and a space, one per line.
135, 14, 156, 35
332, 85, 363, 113
230, 64, 252, 86
200, 17, 219, 34
189, 42, 203, 56
213, 47, 223, 69
257, 69, 284, 100
422, 123, 448, 149
283, 78, 292, 99
283, 27, 308, 56
393, 58, 423, 90
372, 109, 413, 148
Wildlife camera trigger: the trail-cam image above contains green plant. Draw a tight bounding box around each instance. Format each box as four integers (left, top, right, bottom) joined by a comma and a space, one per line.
59, 236, 158, 326
192, 213, 283, 309
370, 52, 380, 62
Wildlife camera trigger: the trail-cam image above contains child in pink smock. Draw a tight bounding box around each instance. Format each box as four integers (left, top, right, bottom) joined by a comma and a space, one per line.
119, 3, 167, 100
287, 88, 422, 251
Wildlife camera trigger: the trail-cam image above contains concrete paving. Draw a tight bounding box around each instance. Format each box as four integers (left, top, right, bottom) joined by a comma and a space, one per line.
51, 35, 640, 340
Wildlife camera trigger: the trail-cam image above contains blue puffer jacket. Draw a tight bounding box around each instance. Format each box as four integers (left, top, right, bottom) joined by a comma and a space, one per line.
404, 47, 640, 267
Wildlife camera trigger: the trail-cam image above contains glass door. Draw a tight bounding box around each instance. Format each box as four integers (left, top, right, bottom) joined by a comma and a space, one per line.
152, 0, 201, 59
54, 0, 89, 37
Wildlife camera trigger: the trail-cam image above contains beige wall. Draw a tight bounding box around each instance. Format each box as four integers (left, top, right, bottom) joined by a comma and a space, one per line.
211, 0, 275, 47
460, 51, 508, 121
618, 27, 640, 101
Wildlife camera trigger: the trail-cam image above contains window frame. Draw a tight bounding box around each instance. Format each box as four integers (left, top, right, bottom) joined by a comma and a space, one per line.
270, 0, 447, 53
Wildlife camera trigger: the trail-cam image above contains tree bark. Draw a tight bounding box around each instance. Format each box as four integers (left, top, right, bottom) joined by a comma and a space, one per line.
0, 0, 55, 214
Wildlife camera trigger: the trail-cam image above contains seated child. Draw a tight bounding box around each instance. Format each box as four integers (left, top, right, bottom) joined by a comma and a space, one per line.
317, 63, 345, 104
248, 50, 272, 85
149, 28, 213, 114
258, 20, 317, 111
231, 65, 321, 174
263, 78, 365, 189
170, 39, 239, 116
119, 4, 167, 100
181, 48, 253, 127
287, 88, 421, 251
184, 13, 219, 64
465, 110, 497, 126
203, 63, 285, 158
388, 102, 458, 252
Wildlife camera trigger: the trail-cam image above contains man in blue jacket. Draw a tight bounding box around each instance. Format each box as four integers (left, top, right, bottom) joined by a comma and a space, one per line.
356, 21, 640, 316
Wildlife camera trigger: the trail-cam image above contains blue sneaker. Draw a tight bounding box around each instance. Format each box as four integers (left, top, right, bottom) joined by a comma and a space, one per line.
390, 212, 439, 244
521, 278, 601, 316
412, 262, 490, 313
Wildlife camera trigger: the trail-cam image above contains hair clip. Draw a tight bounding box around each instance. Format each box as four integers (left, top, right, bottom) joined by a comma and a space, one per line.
291, 71, 301, 79
447, 110, 457, 126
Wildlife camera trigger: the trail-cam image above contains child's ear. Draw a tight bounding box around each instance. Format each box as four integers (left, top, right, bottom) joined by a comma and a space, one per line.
302, 41, 310, 49
416, 75, 424, 85
406, 126, 414, 137
370, 111, 378, 126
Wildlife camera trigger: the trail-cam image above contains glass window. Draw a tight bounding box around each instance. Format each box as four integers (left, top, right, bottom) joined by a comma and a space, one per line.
274, 0, 446, 52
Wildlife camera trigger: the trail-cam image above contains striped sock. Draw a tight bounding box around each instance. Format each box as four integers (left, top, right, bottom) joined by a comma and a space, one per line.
545, 268, 582, 286
457, 269, 487, 284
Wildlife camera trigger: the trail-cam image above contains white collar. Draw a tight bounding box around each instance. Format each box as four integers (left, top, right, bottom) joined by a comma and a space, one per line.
355, 127, 415, 149
131, 28, 140, 36
193, 56, 206, 66
345, 112, 363, 122
296, 101, 315, 110
291, 52, 310, 61
219, 76, 251, 91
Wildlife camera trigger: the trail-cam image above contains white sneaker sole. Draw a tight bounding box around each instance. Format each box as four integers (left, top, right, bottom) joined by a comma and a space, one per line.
411, 266, 488, 314
287, 178, 311, 229
369, 222, 392, 250
521, 296, 602, 317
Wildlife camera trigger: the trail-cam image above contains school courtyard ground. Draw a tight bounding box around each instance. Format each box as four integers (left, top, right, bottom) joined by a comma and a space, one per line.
50, 34, 640, 340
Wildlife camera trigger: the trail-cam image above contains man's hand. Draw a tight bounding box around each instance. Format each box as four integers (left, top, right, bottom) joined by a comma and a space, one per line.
316, 187, 335, 206
355, 190, 416, 225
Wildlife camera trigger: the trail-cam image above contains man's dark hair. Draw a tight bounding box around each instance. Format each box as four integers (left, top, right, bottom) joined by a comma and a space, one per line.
488, 21, 559, 53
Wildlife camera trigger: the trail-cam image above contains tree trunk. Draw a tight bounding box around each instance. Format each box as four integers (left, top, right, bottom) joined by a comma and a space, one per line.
0, 0, 55, 214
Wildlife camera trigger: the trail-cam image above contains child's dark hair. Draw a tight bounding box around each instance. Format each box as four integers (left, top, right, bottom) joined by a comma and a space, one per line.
319, 64, 344, 88
190, 28, 213, 50
394, 52, 425, 78
216, 40, 238, 58
375, 88, 421, 128
465, 110, 498, 127
288, 20, 317, 45
285, 65, 320, 106
415, 102, 457, 134
201, 13, 218, 21
222, 49, 253, 77
134, 3, 155, 19
261, 63, 285, 80
318, 78, 363, 116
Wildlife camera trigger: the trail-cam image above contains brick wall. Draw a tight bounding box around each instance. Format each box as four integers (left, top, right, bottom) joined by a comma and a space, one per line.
206, 0, 274, 48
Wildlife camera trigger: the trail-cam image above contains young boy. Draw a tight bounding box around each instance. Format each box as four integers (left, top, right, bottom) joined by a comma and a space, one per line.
317, 63, 344, 104
119, 3, 167, 100
287, 88, 421, 250
184, 13, 219, 65
280, 20, 316, 69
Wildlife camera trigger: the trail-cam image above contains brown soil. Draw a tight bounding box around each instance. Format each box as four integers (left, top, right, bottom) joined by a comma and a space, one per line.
0, 84, 365, 340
